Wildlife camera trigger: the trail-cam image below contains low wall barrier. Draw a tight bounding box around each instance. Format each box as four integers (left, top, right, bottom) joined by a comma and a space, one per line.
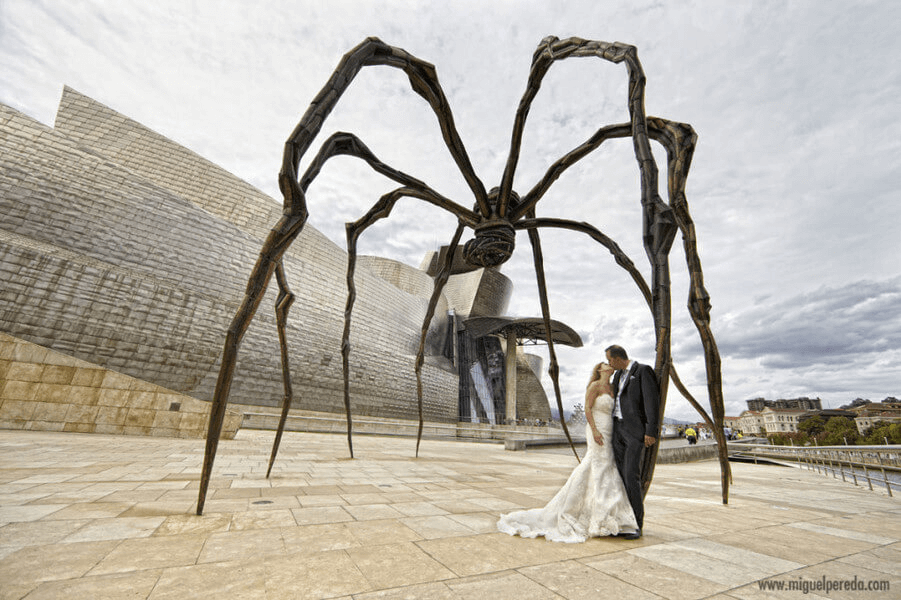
240, 408, 566, 442
240, 409, 775, 467
504, 439, 722, 464
656, 442, 719, 464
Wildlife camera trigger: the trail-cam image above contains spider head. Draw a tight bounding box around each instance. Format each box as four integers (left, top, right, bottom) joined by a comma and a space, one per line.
462, 220, 516, 268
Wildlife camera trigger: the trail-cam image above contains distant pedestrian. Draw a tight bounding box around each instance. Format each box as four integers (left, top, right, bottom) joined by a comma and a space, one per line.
685, 426, 697, 445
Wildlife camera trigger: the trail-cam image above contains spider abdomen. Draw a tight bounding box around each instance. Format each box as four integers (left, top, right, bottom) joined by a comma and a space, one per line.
462, 220, 516, 268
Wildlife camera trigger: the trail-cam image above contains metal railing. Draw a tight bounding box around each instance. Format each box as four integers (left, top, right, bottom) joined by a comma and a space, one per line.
730, 443, 901, 496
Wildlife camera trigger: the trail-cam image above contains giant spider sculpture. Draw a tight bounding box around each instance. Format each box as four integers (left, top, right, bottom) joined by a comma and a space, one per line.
196, 36, 730, 515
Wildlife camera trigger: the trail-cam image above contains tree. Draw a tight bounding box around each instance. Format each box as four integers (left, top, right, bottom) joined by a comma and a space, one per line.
568, 403, 586, 426
822, 417, 859, 445
798, 415, 826, 437
769, 431, 811, 446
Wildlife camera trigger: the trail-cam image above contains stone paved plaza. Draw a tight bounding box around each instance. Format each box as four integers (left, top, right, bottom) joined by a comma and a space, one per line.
1, 429, 899, 599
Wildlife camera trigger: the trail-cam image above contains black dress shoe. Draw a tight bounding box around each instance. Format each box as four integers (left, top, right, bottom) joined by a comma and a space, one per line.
617, 530, 641, 540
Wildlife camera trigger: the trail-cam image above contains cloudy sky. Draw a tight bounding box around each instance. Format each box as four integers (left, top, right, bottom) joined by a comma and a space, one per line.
2, 0, 899, 422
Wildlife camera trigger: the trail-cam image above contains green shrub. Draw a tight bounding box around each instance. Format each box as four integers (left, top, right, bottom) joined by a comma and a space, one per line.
861, 421, 901, 445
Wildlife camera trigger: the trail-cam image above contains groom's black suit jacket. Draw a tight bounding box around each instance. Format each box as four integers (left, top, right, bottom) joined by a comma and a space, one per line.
612, 362, 660, 441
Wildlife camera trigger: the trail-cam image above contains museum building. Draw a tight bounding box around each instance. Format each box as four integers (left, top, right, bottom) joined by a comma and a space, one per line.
0, 87, 577, 438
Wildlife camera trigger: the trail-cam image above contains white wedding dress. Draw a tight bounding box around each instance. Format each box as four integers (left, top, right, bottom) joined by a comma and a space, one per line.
497, 393, 638, 543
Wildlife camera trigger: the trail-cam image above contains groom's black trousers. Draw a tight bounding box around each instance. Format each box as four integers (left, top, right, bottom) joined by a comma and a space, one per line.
612, 418, 645, 530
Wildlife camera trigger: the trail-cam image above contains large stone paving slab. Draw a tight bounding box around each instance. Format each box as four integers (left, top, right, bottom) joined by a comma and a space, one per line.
1, 429, 899, 599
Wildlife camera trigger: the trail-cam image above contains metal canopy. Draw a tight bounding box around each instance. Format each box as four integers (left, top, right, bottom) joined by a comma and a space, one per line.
463, 316, 583, 347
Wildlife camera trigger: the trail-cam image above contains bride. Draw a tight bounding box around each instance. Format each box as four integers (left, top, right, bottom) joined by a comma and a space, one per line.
497, 362, 638, 543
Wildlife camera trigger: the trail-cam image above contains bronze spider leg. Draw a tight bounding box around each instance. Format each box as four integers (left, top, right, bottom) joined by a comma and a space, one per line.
647, 117, 731, 500
307, 134, 474, 461
413, 222, 466, 457
198, 36, 488, 513
512, 123, 632, 220
266, 261, 296, 478
297, 134, 477, 222
344, 192, 472, 458
266, 132, 474, 470
198, 210, 306, 514
281, 37, 489, 219
523, 218, 580, 461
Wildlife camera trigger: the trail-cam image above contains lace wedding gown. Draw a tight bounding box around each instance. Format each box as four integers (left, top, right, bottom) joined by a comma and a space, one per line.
497, 393, 638, 543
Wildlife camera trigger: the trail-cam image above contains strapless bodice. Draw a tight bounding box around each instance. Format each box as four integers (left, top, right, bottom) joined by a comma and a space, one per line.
590, 393, 614, 435
592, 393, 614, 415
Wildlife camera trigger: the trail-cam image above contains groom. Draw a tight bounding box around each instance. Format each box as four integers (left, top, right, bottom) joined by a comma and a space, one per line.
605, 344, 660, 539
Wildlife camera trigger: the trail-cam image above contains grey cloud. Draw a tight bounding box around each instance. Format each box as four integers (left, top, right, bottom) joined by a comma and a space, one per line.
718, 277, 901, 369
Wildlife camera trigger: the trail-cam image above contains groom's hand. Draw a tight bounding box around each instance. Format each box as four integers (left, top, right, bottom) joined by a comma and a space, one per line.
644, 435, 656, 447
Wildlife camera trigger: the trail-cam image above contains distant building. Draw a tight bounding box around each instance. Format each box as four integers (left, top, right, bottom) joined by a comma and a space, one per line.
736, 407, 808, 435
759, 407, 808, 434
738, 397, 901, 437
740, 397, 823, 435
848, 400, 901, 417
746, 397, 822, 412
843, 398, 874, 410
723, 416, 742, 430
849, 400, 901, 435
798, 409, 857, 423
736, 410, 764, 436
854, 415, 901, 436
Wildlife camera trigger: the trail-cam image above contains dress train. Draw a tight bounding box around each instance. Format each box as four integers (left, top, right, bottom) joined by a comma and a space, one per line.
497, 393, 638, 543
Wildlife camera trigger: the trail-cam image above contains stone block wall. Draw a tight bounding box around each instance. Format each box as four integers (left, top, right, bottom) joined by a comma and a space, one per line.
0, 332, 241, 438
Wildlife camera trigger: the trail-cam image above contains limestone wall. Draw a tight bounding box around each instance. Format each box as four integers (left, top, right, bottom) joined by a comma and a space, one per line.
0, 90, 459, 424
0, 332, 241, 438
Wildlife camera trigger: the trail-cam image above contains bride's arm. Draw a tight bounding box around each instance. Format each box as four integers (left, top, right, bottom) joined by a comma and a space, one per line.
584, 384, 604, 445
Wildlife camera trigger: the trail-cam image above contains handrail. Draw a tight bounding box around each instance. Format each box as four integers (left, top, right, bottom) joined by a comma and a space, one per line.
730, 443, 899, 497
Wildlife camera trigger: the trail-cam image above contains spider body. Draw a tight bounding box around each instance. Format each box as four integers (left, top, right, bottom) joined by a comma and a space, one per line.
196, 36, 730, 515
462, 190, 520, 267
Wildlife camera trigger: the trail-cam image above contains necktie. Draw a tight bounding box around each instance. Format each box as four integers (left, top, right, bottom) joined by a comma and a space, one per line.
614, 371, 622, 418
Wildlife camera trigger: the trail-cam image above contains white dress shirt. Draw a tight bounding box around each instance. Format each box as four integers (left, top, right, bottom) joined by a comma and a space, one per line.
613, 360, 634, 419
